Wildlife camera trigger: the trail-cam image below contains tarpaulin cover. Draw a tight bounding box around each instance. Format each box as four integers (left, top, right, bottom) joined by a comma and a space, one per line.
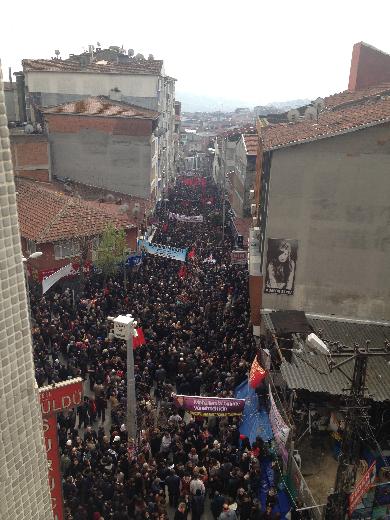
235, 379, 273, 444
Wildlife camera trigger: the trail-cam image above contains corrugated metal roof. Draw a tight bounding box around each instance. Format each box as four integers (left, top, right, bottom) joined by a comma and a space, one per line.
307, 315, 390, 349
280, 350, 390, 402
263, 311, 390, 402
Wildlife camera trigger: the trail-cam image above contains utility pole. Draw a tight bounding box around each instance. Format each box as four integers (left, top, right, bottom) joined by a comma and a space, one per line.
325, 342, 390, 519
109, 314, 138, 441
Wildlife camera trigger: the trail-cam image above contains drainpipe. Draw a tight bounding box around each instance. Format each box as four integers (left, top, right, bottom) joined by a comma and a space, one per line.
15, 72, 27, 123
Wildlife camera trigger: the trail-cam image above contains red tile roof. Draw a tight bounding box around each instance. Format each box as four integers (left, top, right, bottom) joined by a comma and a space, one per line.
23, 57, 163, 75
261, 95, 390, 151
47, 179, 151, 225
43, 96, 159, 119
16, 179, 134, 243
324, 84, 390, 109
243, 134, 258, 156
218, 124, 257, 139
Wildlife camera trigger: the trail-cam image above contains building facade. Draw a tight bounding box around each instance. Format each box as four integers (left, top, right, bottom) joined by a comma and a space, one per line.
43, 97, 159, 200
16, 179, 137, 278
0, 66, 53, 520
252, 95, 390, 321
21, 47, 176, 196
10, 131, 51, 182
232, 133, 257, 217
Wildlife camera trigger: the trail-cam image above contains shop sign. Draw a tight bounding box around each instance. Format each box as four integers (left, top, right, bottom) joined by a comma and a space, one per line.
231, 250, 248, 265
39, 378, 83, 520
349, 461, 376, 516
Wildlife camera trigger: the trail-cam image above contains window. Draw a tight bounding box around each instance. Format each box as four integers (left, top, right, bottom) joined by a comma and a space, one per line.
26, 239, 36, 254
54, 240, 80, 260
91, 237, 100, 262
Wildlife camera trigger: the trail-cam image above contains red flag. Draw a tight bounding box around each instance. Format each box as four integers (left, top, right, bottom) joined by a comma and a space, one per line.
249, 357, 266, 388
188, 249, 196, 260
132, 328, 146, 349
178, 265, 187, 279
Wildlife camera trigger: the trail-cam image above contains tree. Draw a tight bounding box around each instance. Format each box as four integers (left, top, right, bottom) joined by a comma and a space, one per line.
95, 224, 128, 284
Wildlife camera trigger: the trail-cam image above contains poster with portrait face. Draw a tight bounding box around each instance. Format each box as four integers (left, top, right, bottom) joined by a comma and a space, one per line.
264, 238, 298, 295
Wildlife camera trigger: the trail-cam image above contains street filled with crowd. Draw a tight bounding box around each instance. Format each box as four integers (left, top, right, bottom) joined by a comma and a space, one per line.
30, 176, 296, 520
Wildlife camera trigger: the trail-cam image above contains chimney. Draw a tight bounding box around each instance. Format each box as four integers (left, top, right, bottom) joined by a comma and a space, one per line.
109, 88, 122, 102
348, 42, 390, 91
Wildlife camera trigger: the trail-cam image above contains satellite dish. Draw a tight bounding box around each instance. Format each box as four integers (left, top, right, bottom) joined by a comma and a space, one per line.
304, 106, 317, 121
118, 204, 130, 214
128, 49, 134, 57
54, 49, 60, 57
135, 53, 144, 60
148, 54, 154, 60
306, 333, 330, 355
287, 109, 300, 123
24, 124, 34, 134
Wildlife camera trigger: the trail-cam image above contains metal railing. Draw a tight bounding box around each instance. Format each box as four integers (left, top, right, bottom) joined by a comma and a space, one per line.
287, 457, 324, 519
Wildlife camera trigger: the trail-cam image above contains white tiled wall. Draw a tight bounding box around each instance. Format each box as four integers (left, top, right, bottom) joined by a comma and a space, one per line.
0, 65, 53, 519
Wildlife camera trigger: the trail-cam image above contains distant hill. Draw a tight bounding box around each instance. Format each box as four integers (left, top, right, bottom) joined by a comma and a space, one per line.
177, 92, 250, 112
177, 91, 311, 113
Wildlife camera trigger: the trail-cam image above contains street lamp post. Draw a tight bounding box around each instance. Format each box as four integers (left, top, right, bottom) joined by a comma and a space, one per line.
108, 314, 138, 441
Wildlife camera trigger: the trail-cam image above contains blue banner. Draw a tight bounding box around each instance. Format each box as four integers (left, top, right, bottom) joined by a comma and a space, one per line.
138, 239, 188, 262
125, 254, 143, 267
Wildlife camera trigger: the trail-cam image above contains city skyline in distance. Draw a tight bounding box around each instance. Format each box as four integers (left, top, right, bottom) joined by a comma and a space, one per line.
1, 0, 389, 107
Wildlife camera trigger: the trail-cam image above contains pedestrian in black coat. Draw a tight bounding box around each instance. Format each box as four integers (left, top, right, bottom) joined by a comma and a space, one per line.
166, 470, 181, 508
211, 491, 225, 520
192, 489, 205, 520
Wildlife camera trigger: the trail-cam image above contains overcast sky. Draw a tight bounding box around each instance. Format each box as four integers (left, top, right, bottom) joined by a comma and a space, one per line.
1, 0, 389, 106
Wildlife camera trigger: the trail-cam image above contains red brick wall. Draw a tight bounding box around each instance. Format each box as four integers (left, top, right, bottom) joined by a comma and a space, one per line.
46, 114, 153, 137
17, 170, 50, 182
126, 227, 138, 251
348, 42, 390, 91
11, 135, 50, 182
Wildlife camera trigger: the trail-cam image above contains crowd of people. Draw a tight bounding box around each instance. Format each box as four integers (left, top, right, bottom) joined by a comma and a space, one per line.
30, 176, 299, 520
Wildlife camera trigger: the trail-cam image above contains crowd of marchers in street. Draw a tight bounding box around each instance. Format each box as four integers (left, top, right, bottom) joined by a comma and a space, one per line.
29, 178, 306, 520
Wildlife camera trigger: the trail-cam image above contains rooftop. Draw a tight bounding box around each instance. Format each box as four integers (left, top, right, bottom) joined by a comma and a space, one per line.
263, 310, 390, 402
43, 96, 159, 119
324, 83, 390, 109
23, 56, 163, 76
260, 95, 390, 151
242, 133, 258, 156
16, 179, 134, 243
